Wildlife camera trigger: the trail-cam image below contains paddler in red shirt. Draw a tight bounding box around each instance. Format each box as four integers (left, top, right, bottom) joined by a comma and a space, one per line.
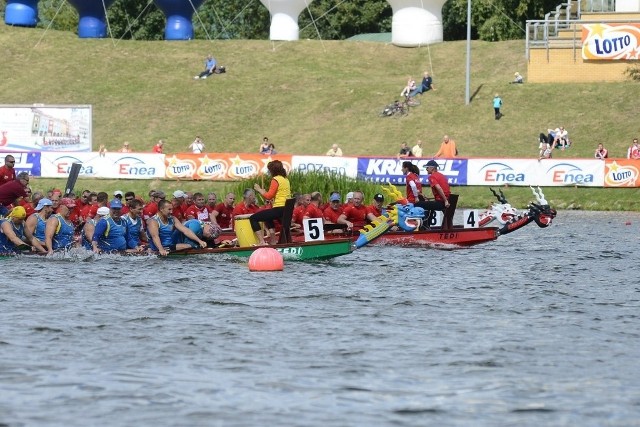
303, 192, 324, 220
337, 191, 378, 231
323, 192, 343, 224
212, 192, 236, 229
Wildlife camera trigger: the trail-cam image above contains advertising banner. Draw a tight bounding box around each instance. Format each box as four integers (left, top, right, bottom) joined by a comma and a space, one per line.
0, 152, 42, 177
163, 153, 293, 180
0, 105, 92, 152
467, 159, 605, 187
603, 159, 640, 187
357, 157, 467, 185
582, 23, 640, 60
291, 156, 358, 178
40, 152, 165, 179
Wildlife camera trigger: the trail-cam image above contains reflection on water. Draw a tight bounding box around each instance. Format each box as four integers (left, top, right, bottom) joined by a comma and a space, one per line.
1, 211, 639, 426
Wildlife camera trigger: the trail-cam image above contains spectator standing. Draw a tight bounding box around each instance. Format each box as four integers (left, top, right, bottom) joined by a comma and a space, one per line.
434, 135, 458, 158
398, 142, 413, 158
594, 143, 608, 160
493, 94, 503, 120
189, 136, 205, 154
411, 140, 423, 158
0, 155, 17, 186
326, 144, 343, 157
152, 140, 164, 154
118, 142, 132, 153
627, 138, 640, 159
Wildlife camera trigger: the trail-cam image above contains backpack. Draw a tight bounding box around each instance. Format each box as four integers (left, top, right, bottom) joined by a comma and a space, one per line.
215, 66, 226, 74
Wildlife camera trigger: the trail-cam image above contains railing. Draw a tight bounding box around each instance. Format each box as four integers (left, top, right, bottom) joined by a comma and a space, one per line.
526, 18, 640, 60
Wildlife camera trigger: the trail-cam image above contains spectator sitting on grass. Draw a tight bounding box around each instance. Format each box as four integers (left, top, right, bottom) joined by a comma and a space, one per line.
194, 54, 216, 80
594, 143, 608, 160
409, 72, 436, 97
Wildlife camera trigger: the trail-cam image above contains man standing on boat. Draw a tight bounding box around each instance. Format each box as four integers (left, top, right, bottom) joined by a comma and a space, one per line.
0, 171, 30, 217
414, 160, 451, 224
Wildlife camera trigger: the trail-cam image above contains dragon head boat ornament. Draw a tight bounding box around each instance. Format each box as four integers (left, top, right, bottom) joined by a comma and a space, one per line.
486, 186, 557, 235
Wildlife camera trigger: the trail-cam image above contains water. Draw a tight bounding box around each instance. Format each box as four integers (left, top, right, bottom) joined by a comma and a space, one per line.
1, 211, 639, 426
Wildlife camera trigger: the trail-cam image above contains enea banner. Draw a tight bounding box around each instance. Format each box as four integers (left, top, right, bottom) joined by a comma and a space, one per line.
467, 159, 605, 187
603, 160, 640, 187
582, 23, 640, 60
40, 152, 165, 179
357, 157, 467, 185
291, 156, 358, 178
0, 105, 92, 152
164, 153, 293, 180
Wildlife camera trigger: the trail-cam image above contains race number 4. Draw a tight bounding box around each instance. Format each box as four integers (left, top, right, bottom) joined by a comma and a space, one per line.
303, 218, 325, 242
463, 210, 480, 228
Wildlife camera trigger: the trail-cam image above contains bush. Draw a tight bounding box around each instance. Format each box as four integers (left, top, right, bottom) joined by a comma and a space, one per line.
625, 65, 640, 81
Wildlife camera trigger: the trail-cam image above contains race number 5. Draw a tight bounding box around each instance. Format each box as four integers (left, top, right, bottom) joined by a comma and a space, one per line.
303, 218, 325, 242
463, 210, 479, 228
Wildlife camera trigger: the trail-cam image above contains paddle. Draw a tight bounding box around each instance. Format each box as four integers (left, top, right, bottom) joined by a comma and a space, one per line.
64, 163, 82, 197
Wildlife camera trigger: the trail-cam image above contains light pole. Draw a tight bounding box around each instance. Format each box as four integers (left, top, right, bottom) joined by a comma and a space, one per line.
465, 0, 471, 105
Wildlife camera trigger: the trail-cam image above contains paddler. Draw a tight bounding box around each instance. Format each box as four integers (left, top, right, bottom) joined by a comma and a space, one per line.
147, 199, 207, 256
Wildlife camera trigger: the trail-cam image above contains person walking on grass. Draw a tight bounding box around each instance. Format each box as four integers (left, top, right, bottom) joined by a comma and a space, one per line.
493, 94, 503, 120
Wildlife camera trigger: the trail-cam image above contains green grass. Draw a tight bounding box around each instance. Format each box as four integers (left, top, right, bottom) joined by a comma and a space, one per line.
2, 23, 639, 210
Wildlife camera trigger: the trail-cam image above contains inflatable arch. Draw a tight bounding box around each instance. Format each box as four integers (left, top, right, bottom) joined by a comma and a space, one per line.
4, 0, 447, 46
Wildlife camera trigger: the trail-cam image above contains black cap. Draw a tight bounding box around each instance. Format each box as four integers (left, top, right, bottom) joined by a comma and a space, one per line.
425, 160, 439, 169
374, 193, 384, 202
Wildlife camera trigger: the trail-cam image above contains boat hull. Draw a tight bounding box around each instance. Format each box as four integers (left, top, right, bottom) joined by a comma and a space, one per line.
372, 227, 499, 247
168, 238, 354, 261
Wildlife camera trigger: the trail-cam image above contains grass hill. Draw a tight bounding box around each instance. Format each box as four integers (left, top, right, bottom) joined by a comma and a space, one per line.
1, 23, 638, 159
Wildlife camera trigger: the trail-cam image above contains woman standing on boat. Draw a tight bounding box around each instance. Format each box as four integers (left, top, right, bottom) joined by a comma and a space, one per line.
402, 161, 423, 204
414, 160, 451, 220
250, 160, 291, 245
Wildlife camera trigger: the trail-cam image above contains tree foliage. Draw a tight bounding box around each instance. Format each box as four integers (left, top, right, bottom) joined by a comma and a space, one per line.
5, 0, 564, 41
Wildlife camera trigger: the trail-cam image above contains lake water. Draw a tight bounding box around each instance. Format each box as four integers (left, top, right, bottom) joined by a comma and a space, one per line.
1, 211, 639, 426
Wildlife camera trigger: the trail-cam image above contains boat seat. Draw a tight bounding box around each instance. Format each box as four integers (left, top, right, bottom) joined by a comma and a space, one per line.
278, 198, 296, 244
441, 194, 459, 230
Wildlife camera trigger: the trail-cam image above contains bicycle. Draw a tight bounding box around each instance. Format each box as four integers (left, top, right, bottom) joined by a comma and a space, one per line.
379, 100, 408, 117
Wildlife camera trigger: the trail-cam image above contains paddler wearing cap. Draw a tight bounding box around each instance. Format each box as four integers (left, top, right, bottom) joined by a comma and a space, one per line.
24, 197, 54, 253
414, 160, 451, 221
0, 206, 30, 253
91, 198, 133, 253
45, 197, 78, 255
82, 206, 110, 250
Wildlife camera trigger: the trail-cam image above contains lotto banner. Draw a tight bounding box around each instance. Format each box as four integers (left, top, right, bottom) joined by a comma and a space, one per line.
40, 152, 166, 179
603, 160, 640, 187
582, 23, 640, 60
164, 153, 293, 180
0, 105, 92, 152
467, 158, 605, 187
356, 157, 468, 185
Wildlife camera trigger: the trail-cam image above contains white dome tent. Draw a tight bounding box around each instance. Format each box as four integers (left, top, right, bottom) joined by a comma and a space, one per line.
259, 0, 315, 41
387, 0, 447, 47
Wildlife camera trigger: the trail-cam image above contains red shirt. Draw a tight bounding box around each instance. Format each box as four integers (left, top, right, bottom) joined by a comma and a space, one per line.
0, 165, 16, 187
213, 203, 234, 229
405, 172, 422, 203
172, 202, 187, 222
323, 206, 343, 223
231, 202, 259, 218
0, 180, 27, 207
366, 204, 382, 218
304, 203, 324, 219
143, 201, 158, 221
18, 199, 35, 217
81, 204, 98, 220
292, 205, 306, 226
341, 204, 369, 229
427, 171, 451, 201
185, 205, 212, 221
152, 144, 163, 153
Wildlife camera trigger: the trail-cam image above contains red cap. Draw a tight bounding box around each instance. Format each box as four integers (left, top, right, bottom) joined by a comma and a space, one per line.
59, 197, 76, 208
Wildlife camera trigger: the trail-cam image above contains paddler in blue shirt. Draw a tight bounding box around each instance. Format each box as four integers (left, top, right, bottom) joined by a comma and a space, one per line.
92, 199, 129, 253
173, 219, 221, 249
0, 206, 29, 253
147, 199, 207, 256
45, 197, 77, 255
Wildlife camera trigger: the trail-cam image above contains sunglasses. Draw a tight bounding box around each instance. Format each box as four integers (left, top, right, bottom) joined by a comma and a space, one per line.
6, 160, 15, 164
125, 197, 134, 201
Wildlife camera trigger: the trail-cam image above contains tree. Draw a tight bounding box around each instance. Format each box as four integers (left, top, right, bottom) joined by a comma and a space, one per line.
298, 0, 392, 40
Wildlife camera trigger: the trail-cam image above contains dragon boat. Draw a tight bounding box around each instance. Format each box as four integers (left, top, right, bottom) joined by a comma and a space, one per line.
286, 186, 557, 249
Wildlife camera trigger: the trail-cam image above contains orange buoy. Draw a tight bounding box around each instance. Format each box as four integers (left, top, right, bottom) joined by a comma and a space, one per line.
248, 247, 284, 271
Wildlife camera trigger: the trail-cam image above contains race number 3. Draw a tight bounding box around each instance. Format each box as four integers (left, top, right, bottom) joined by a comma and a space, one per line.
463, 210, 479, 228
427, 211, 444, 227
303, 218, 325, 242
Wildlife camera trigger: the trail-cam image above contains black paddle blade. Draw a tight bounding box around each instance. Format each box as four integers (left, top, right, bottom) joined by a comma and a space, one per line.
64, 163, 82, 197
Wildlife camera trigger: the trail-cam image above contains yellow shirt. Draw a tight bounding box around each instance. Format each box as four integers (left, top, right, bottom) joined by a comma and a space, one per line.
272, 175, 291, 207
